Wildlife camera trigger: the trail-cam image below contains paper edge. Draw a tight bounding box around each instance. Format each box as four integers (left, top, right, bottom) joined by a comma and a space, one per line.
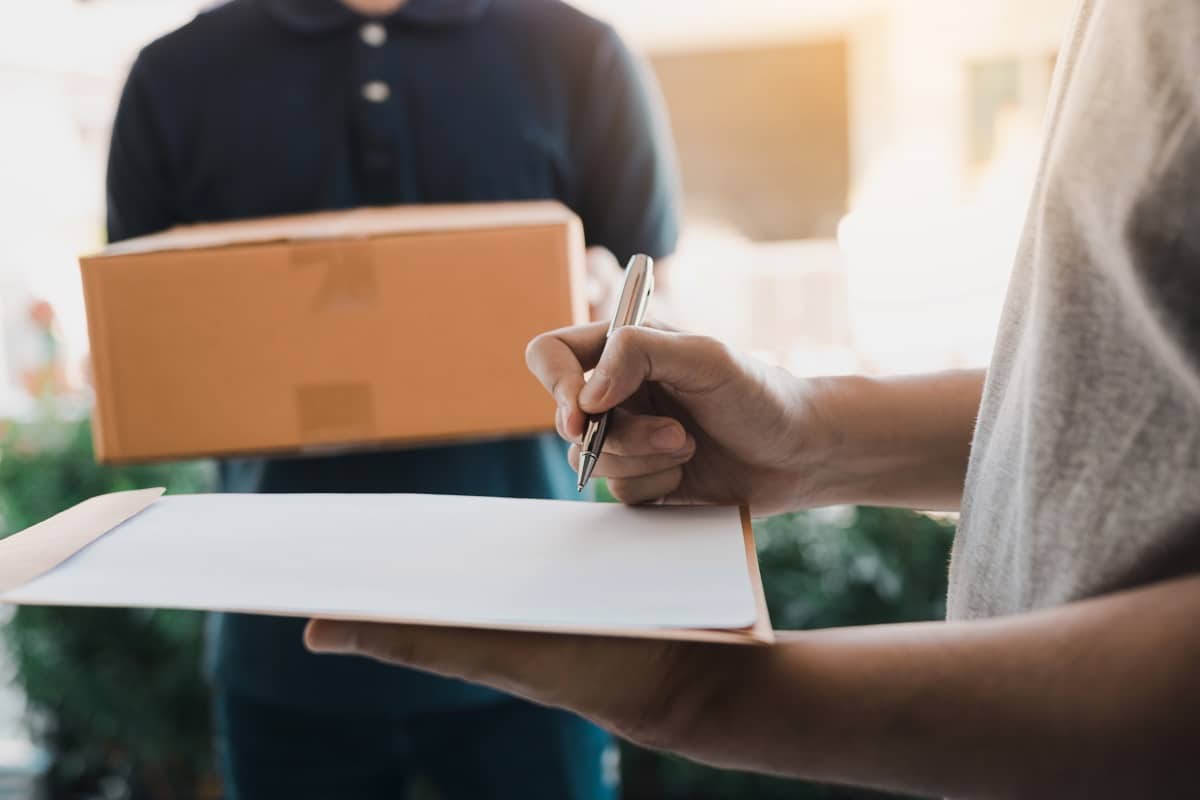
2, 495, 774, 646
5, 596, 770, 646
739, 505, 776, 644
0, 488, 165, 594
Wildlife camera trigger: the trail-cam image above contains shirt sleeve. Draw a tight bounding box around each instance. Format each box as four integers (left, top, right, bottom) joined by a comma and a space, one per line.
571, 26, 681, 263
106, 53, 180, 244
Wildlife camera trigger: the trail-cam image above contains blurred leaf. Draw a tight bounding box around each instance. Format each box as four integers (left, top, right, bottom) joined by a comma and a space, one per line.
1, 415, 215, 798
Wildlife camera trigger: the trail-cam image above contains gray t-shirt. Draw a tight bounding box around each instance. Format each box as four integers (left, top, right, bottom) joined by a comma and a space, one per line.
949, 0, 1200, 619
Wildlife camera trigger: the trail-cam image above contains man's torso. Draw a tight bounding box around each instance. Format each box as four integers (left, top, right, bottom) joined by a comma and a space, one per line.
117, 0, 675, 710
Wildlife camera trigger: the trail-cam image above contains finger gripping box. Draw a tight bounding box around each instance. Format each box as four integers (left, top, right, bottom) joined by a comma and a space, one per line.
81, 201, 587, 464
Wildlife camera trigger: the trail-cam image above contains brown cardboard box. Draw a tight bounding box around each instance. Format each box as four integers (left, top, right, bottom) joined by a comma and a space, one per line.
81, 201, 587, 464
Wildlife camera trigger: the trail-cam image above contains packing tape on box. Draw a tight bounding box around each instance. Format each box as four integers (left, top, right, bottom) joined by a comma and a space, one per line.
295, 382, 377, 442
290, 242, 379, 442
291, 240, 378, 311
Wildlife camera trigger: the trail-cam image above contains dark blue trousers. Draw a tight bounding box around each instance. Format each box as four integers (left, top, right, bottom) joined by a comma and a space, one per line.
214, 686, 619, 800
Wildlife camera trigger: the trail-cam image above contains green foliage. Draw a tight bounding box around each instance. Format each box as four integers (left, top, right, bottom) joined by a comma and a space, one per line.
757, 506, 955, 631
619, 505, 955, 800
0, 416, 215, 799
1, 424, 954, 800
0, 417, 213, 533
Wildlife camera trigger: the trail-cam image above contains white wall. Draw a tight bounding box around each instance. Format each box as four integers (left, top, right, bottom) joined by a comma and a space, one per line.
848, 0, 1074, 209
620, 0, 1077, 373
837, 0, 1076, 372
0, 0, 210, 408
569, 0, 885, 52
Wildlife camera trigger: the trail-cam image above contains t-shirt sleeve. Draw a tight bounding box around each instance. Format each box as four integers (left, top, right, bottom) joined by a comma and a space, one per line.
106, 54, 179, 244
571, 26, 681, 263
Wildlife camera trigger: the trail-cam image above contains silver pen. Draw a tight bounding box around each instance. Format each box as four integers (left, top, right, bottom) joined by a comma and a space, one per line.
577, 253, 655, 492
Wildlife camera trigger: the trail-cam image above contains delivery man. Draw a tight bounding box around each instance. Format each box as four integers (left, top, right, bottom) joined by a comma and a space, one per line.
106, 0, 679, 797
307, 1, 1200, 796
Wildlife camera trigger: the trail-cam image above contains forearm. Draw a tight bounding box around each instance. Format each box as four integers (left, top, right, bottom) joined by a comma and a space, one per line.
803, 369, 984, 511
674, 573, 1200, 798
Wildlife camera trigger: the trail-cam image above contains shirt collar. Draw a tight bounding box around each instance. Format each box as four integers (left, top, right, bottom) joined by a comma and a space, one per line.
259, 0, 491, 34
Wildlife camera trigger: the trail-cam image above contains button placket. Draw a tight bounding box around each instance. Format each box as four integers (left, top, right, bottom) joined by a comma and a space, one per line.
362, 80, 390, 103
360, 21, 387, 47
359, 20, 390, 105
353, 19, 404, 202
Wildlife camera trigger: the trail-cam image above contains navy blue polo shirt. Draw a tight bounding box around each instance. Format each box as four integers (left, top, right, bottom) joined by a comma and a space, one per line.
106, 0, 679, 713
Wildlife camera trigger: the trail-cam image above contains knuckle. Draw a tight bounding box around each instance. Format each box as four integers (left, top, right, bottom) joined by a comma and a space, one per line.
607, 467, 681, 506
549, 375, 572, 406
356, 625, 418, 666
687, 334, 733, 366
524, 334, 548, 370
382, 638, 419, 666
606, 478, 632, 503
604, 327, 655, 386
605, 326, 644, 359
663, 465, 685, 495
606, 478, 649, 505
615, 644, 730, 752
681, 334, 738, 389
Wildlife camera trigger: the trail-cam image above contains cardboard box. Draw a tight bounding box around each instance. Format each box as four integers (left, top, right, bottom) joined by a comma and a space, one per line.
81, 201, 587, 464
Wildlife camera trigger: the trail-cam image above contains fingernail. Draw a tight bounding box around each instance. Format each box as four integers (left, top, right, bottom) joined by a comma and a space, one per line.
558, 404, 576, 438
650, 424, 685, 451
580, 371, 611, 407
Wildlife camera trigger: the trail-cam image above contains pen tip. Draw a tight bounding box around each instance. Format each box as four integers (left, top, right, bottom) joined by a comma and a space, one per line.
576, 452, 597, 494
576, 482, 585, 493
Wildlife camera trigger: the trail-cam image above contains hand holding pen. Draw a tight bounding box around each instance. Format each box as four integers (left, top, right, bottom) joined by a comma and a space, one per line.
525, 268, 817, 512
576, 254, 656, 491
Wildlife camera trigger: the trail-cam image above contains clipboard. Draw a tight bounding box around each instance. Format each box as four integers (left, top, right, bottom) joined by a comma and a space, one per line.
0, 489, 774, 645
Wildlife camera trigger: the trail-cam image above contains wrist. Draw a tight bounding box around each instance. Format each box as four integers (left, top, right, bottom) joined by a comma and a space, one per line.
775, 374, 868, 508
794, 372, 981, 510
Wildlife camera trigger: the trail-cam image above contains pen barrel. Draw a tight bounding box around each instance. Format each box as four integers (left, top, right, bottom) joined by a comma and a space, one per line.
607, 254, 654, 336
579, 253, 654, 491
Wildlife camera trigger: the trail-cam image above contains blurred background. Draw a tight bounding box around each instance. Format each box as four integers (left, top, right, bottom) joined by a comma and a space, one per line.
0, 0, 1074, 798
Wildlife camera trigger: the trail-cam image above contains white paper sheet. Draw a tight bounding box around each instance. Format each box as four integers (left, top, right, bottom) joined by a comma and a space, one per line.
2, 494, 758, 632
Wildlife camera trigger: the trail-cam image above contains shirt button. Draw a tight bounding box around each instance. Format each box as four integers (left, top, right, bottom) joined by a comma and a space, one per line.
362, 80, 390, 103
360, 22, 387, 47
